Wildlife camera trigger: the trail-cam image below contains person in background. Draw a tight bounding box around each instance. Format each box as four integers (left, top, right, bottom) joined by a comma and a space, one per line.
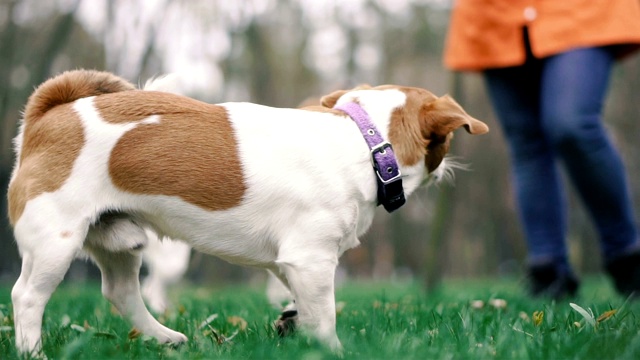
444, 0, 640, 298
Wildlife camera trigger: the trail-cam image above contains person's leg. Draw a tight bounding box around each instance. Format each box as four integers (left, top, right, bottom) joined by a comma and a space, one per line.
540, 47, 640, 296
484, 59, 578, 297
484, 64, 570, 264
541, 47, 639, 259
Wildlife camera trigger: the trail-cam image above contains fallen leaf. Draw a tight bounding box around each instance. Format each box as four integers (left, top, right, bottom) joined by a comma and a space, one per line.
532, 311, 544, 327
597, 309, 617, 323
336, 301, 346, 315
470, 300, 484, 309
128, 327, 142, 339
570, 303, 596, 327
61, 315, 71, 327
225, 330, 239, 342
227, 316, 247, 330
198, 314, 219, 330
70, 324, 86, 333
489, 299, 507, 309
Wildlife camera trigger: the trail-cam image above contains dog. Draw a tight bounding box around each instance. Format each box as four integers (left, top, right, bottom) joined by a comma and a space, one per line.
137, 76, 293, 314
8, 69, 488, 355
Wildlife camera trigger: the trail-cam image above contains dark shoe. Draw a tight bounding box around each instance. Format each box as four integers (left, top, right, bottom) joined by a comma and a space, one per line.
606, 251, 640, 297
527, 263, 579, 299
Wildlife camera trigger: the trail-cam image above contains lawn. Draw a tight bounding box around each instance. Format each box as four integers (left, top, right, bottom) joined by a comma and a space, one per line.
1, 276, 639, 359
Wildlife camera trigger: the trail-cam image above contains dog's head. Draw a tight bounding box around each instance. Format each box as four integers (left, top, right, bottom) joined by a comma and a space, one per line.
320, 85, 488, 182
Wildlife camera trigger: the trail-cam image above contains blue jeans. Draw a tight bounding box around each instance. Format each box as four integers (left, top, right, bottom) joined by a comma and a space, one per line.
484, 43, 638, 271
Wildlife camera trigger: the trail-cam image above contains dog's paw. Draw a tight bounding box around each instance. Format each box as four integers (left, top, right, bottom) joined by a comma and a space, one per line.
155, 327, 188, 344
274, 309, 298, 337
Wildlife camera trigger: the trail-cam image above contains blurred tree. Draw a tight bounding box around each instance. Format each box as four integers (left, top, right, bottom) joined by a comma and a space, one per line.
0, 0, 82, 279
1, 0, 640, 287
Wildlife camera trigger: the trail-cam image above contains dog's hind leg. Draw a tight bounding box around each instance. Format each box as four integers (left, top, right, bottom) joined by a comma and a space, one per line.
11, 218, 86, 356
86, 245, 188, 344
141, 233, 191, 313
276, 249, 341, 351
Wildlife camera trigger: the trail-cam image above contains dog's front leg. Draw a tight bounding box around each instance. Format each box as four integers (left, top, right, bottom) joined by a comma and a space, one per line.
87, 247, 188, 344
276, 251, 341, 351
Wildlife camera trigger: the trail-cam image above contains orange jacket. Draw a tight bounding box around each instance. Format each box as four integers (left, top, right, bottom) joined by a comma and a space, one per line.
444, 0, 640, 71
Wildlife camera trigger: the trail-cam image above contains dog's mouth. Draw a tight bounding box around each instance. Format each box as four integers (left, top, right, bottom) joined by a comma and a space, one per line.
423, 157, 467, 187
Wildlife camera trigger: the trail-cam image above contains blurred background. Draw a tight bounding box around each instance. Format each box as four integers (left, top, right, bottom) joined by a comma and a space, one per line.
1, 0, 640, 289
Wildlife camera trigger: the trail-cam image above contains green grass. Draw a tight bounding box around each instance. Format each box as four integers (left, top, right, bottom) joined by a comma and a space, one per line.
1, 276, 640, 359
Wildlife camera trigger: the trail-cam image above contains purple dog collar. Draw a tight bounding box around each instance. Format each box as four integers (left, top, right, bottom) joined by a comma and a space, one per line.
334, 102, 406, 212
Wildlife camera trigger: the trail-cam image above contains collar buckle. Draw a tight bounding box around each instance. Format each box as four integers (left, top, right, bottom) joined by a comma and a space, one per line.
370, 141, 402, 184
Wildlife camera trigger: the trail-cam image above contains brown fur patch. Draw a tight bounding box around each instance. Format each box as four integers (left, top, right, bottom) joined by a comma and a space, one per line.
8, 104, 85, 225
386, 86, 440, 167
103, 91, 246, 211
385, 86, 488, 170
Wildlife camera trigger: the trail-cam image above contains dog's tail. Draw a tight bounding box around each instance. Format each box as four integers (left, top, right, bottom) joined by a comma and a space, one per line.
142, 73, 183, 94
23, 69, 135, 125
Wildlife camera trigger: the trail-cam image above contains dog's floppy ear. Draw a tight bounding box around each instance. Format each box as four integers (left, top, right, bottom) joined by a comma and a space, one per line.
320, 90, 349, 108
425, 95, 489, 136
353, 83, 372, 90
420, 94, 488, 173
320, 84, 373, 108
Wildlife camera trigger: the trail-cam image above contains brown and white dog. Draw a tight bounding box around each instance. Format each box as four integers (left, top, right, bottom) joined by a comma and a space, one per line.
8, 70, 488, 355
138, 76, 298, 315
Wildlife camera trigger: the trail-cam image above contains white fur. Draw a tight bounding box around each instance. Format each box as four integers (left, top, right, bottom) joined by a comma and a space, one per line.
143, 73, 183, 94
10, 85, 444, 355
